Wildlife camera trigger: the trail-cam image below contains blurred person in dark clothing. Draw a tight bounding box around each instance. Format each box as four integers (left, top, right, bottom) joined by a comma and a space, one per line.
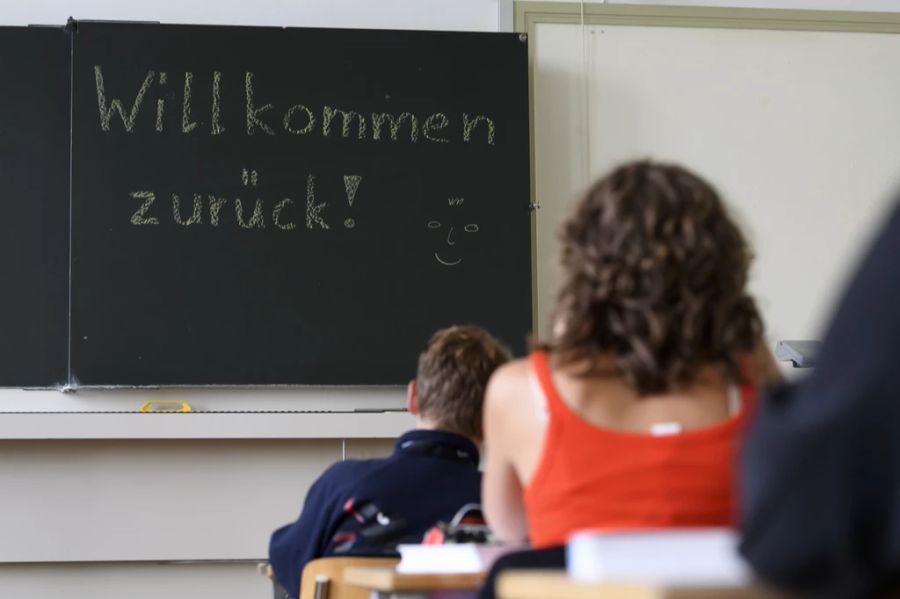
741, 198, 900, 598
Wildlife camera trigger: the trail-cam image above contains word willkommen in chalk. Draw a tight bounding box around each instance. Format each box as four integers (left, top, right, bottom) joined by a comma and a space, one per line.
94, 66, 496, 145
127, 171, 359, 231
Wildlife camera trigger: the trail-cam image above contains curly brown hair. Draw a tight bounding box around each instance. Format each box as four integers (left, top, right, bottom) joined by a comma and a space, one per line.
416, 325, 512, 439
548, 160, 763, 394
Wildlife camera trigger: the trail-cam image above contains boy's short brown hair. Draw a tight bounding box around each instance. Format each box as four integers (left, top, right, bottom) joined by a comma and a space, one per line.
415, 325, 512, 440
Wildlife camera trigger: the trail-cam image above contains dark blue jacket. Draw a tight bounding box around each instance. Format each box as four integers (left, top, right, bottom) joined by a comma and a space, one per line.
740, 199, 900, 597
269, 429, 481, 598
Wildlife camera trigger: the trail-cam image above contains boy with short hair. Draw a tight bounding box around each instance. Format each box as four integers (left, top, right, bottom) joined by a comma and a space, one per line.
269, 325, 511, 598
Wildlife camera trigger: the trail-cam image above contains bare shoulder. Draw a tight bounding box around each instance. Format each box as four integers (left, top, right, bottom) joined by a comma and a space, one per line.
485, 358, 532, 411
492, 357, 531, 383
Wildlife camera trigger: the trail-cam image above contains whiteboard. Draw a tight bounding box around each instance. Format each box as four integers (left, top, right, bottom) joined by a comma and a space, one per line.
532, 19, 900, 344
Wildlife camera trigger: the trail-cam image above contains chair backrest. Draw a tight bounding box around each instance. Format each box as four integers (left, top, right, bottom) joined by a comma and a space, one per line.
298, 556, 400, 599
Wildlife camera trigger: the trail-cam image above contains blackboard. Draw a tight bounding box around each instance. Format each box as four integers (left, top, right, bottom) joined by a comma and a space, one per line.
0, 27, 70, 387
68, 22, 531, 386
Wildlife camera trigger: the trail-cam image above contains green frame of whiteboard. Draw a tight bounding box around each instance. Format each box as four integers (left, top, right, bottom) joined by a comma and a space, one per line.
514, 1, 900, 337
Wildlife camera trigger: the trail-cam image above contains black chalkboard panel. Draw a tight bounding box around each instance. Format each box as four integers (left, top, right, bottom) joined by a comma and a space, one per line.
70, 22, 531, 386
0, 27, 70, 388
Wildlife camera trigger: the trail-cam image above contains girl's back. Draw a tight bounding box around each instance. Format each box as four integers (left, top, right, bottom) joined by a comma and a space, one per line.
519, 351, 754, 547
482, 161, 778, 546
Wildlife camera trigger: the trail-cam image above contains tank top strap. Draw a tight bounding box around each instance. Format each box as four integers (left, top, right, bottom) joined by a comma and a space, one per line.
737, 378, 758, 421
529, 351, 568, 419
735, 357, 759, 416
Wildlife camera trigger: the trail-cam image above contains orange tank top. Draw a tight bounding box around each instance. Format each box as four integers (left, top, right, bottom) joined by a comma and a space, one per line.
523, 351, 754, 548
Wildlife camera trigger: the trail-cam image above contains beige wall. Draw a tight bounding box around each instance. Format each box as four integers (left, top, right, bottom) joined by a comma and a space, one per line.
531, 13, 900, 346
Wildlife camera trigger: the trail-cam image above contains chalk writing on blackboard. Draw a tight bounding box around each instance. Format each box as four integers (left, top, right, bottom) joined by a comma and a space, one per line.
241, 168, 259, 187
463, 115, 495, 145
235, 198, 266, 229
97, 64, 500, 236
126, 170, 366, 232
343, 175, 362, 229
343, 175, 362, 207
372, 112, 418, 142
211, 70, 225, 135
128, 191, 159, 225
284, 103, 316, 136
305, 174, 329, 230
273, 199, 297, 231
92, 66, 497, 145
155, 72, 167, 132
428, 198, 480, 267
209, 196, 227, 226
172, 193, 202, 226
182, 72, 198, 133
94, 66, 154, 133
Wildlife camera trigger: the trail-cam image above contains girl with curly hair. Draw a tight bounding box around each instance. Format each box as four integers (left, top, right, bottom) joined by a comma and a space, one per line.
482, 160, 780, 550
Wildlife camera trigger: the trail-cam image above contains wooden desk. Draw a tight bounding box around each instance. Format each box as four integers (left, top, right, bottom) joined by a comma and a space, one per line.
497, 571, 784, 599
343, 566, 485, 599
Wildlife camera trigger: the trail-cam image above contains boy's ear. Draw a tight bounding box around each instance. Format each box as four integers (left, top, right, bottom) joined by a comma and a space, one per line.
406, 379, 419, 415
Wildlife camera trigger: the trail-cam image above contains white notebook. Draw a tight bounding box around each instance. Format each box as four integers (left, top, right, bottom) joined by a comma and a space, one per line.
396, 543, 525, 574
567, 528, 751, 586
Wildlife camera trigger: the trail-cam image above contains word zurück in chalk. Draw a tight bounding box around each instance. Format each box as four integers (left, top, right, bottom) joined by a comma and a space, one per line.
128, 170, 360, 231
93, 66, 497, 145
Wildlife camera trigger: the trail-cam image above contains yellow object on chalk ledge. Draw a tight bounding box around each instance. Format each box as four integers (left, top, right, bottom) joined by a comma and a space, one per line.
140, 400, 193, 413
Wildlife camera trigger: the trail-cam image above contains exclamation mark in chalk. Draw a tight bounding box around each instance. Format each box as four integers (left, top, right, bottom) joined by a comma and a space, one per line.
343, 175, 362, 229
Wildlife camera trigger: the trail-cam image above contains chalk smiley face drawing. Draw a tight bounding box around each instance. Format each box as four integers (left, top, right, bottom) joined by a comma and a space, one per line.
427, 197, 479, 267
